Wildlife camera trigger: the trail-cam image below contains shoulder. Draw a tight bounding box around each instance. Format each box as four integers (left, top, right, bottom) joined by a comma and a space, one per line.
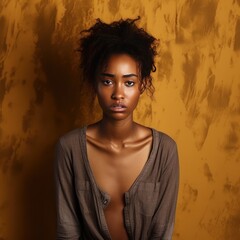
136, 123, 177, 151
56, 127, 85, 151
134, 123, 155, 141
152, 128, 178, 161
155, 129, 177, 149
150, 129, 179, 177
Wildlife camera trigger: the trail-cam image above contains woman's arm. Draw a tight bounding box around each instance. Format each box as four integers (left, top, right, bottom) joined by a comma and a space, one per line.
150, 142, 179, 239
54, 139, 82, 240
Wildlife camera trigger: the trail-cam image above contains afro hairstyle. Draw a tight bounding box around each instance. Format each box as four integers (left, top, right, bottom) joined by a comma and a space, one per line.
78, 17, 158, 96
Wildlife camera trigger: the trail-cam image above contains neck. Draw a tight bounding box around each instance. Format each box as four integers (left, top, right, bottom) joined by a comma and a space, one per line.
98, 116, 136, 143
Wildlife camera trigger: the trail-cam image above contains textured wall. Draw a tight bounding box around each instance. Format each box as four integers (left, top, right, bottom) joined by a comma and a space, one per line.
0, 0, 240, 239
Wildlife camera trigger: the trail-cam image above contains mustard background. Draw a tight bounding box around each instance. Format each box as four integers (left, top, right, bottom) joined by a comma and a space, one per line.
0, 0, 240, 239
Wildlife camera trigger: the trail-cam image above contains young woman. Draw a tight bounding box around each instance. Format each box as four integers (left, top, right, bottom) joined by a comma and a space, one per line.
55, 18, 179, 240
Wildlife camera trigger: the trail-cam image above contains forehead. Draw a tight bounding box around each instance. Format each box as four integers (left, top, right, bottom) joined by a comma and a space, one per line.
102, 54, 139, 73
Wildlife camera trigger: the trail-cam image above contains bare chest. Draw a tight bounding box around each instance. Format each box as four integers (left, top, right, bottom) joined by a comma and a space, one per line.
86, 136, 152, 197
86, 133, 153, 240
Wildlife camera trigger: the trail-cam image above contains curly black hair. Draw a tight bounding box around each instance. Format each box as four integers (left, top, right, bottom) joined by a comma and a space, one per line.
78, 17, 158, 96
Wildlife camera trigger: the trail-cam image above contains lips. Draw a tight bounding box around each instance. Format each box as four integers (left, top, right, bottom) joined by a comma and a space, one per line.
110, 102, 127, 112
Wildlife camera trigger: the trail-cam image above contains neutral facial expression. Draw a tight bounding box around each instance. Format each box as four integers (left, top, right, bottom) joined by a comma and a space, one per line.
96, 54, 142, 121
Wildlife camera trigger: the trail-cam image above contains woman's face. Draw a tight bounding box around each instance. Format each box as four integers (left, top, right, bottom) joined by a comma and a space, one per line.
96, 54, 142, 121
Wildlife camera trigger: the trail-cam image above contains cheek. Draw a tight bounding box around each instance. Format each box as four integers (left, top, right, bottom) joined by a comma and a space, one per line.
97, 85, 108, 96
96, 87, 111, 104
127, 90, 141, 107
133, 95, 140, 106
127, 88, 141, 99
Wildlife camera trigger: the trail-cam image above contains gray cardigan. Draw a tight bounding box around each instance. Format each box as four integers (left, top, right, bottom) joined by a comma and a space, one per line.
54, 126, 179, 239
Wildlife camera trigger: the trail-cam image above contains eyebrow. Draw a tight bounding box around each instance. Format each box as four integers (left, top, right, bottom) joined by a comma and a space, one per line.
100, 73, 138, 78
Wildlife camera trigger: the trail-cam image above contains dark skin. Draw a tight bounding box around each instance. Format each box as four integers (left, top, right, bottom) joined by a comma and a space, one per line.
86, 54, 153, 240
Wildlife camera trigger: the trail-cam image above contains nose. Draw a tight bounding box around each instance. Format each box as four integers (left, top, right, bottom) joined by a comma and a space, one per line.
111, 84, 124, 100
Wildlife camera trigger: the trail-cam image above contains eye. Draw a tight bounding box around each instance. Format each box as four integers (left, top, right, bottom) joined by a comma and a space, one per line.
125, 81, 135, 87
102, 80, 113, 86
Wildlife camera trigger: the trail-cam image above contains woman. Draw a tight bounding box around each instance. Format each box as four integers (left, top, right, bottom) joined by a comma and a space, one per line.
55, 17, 179, 240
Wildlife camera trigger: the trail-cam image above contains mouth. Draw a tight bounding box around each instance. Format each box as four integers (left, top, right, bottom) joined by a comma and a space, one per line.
110, 103, 127, 112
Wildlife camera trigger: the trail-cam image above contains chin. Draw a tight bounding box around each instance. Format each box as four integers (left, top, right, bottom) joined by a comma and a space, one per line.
104, 112, 131, 121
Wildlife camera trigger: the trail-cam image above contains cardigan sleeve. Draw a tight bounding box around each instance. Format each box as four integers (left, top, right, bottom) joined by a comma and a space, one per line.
150, 141, 179, 239
54, 139, 82, 240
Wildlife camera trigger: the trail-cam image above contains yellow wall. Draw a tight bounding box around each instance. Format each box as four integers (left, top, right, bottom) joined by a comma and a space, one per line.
0, 0, 240, 239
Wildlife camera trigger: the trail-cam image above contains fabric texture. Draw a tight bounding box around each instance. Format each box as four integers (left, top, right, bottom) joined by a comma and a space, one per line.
54, 126, 179, 240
